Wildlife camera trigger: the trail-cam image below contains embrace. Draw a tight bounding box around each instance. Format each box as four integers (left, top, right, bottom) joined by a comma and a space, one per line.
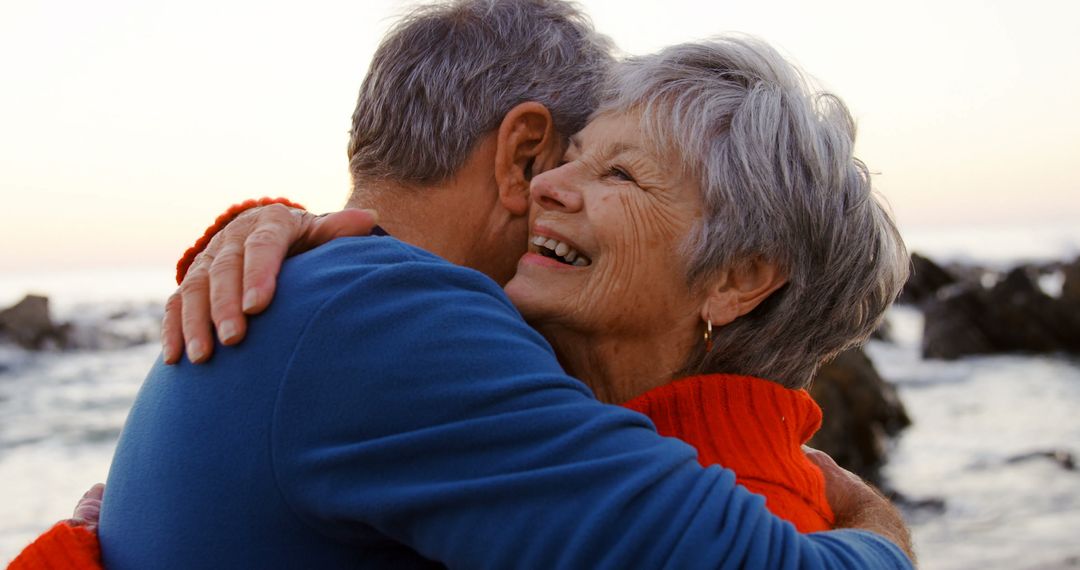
16, 0, 914, 568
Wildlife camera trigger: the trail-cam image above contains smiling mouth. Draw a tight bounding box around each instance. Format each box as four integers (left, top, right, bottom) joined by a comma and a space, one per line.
531, 235, 591, 267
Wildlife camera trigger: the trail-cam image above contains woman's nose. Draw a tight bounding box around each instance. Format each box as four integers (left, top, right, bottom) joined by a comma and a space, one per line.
531, 165, 584, 213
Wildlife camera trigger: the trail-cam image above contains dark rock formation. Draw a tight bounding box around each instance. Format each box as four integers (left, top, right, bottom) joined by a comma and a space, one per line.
0, 295, 68, 350
898, 252, 957, 305
1064, 257, 1080, 305
0, 294, 164, 352
809, 348, 911, 485
889, 491, 946, 515
922, 265, 1080, 359
1005, 449, 1076, 471
922, 284, 995, 358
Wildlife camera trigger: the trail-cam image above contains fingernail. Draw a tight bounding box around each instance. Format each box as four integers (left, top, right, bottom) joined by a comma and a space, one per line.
242, 289, 259, 313
162, 342, 178, 364
361, 208, 379, 222
187, 340, 206, 363
218, 319, 239, 344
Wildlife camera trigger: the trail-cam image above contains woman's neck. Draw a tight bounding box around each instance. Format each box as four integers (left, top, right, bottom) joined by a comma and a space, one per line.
536, 323, 699, 404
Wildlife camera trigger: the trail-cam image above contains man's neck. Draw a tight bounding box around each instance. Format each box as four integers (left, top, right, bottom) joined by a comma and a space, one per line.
346, 182, 483, 267
344, 137, 525, 286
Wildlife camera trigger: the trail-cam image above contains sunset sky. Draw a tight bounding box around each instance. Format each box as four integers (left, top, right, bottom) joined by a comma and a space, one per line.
2, 0, 1078, 271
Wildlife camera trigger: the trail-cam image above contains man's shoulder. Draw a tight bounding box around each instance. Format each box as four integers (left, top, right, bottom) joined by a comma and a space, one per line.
280, 236, 507, 304
283, 235, 452, 284
308, 234, 445, 263
291, 234, 501, 285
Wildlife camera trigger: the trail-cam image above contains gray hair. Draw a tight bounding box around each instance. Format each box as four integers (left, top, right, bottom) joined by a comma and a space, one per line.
599, 36, 909, 389
347, 0, 614, 187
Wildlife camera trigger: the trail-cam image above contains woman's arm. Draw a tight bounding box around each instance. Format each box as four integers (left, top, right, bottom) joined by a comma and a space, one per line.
9, 485, 105, 569
160, 203, 378, 364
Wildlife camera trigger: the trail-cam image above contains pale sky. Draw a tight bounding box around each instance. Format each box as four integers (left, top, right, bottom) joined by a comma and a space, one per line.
1, 0, 1078, 271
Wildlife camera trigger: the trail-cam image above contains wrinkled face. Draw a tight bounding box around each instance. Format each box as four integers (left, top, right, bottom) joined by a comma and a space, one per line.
504, 111, 707, 338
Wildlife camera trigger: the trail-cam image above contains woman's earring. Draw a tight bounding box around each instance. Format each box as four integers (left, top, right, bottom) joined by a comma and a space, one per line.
704, 319, 713, 353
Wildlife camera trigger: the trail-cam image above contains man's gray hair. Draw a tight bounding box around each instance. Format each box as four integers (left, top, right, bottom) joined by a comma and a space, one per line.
347, 0, 613, 187
600, 36, 909, 389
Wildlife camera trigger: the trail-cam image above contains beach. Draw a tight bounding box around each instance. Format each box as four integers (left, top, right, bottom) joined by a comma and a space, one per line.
2, 224, 1079, 566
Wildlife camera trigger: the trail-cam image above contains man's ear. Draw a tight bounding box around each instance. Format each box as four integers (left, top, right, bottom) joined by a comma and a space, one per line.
701, 258, 788, 327
494, 102, 559, 216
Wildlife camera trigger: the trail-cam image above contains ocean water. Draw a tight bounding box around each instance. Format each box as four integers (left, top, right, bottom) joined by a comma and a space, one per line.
872, 308, 1080, 568
1, 225, 1079, 566
0, 267, 171, 562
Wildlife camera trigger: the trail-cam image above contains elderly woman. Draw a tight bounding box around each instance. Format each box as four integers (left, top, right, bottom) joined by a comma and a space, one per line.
14, 36, 910, 566
507, 36, 907, 530
186, 36, 906, 529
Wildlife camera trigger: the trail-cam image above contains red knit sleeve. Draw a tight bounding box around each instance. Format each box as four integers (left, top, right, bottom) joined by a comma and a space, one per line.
175, 197, 306, 285
8, 522, 102, 570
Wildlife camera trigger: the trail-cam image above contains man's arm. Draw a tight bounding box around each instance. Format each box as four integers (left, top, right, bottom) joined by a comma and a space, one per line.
271, 241, 913, 569
806, 447, 915, 562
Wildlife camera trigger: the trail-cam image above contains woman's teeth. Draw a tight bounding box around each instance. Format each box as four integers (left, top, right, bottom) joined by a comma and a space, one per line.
532, 235, 590, 266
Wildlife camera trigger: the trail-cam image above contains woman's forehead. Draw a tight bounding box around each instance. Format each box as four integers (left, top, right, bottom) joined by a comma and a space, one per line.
570, 113, 648, 156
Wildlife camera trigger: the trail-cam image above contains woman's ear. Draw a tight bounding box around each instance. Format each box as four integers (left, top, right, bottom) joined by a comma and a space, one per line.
494, 102, 559, 216
701, 258, 788, 327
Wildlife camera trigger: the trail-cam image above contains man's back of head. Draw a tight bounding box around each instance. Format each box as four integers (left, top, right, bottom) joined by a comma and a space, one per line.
346, 0, 614, 189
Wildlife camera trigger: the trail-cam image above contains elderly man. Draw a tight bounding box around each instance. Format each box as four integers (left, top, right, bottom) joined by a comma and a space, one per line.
86, 1, 914, 568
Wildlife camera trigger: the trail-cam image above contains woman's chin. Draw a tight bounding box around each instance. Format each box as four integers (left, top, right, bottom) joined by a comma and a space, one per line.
504, 275, 541, 316
505, 274, 564, 325
505, 251, 602, 333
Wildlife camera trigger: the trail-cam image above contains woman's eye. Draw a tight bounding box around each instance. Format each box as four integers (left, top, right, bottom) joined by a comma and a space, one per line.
608, 166, 635, 183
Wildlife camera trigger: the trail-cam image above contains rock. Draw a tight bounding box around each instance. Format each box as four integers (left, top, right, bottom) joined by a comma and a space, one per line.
809, 348, 911, 485
989, 267, 1079, 351
1063, 257, 1080, 305
898, 252, 957, 305
0, 295, 68, 350
1005, 449, 1076, 471
922, 264, 1080, 359
888, 490, 947, 514
922, 284, 996, 359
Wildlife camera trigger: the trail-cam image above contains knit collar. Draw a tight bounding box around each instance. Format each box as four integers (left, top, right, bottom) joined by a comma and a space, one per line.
620, 373, 832, 533
621, 373, 823, 452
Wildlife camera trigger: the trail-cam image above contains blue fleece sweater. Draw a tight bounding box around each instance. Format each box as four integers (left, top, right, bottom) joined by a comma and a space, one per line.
98, 236, 911, 569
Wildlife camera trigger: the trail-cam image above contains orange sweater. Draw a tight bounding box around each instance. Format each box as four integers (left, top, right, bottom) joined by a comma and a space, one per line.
622, 373, 834, 533
11, 374, 832, 567
8, 522, 99, 570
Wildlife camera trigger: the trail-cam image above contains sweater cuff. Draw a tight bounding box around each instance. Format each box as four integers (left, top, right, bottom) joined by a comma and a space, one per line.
8, 521, 102, 570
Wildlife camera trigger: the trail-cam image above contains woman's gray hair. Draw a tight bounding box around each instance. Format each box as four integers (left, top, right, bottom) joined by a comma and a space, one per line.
600, 36, 909, 389
347, 0, 613, 186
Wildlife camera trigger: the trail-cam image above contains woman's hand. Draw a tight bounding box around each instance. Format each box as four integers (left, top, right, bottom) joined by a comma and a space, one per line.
162, 206, 379, 364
